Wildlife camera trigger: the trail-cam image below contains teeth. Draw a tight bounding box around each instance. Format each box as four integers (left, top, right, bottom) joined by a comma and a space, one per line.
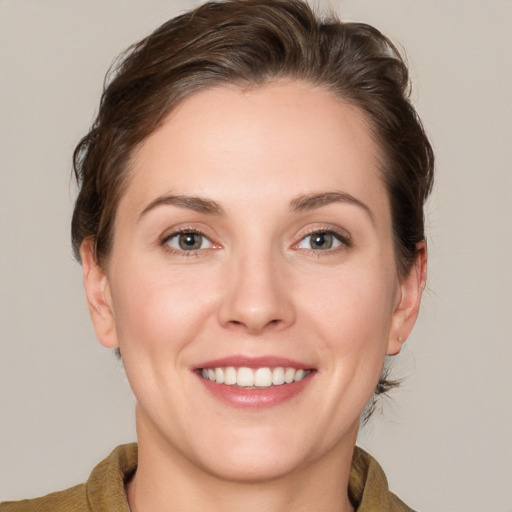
215, 367, 224, 384
200, 366, 310, 388
237, 367, 254, 387
254, 368, 272, 387
224, 367, 237, 385
284, 367, 296, 384
293, 369, 305, 382
272, 367, 285, 385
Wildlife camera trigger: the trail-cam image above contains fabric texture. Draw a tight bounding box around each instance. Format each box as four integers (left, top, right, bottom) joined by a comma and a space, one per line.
1, 444, 414, 511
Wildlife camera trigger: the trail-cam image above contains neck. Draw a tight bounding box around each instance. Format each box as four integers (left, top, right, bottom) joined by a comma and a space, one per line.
127, 410, 357, 512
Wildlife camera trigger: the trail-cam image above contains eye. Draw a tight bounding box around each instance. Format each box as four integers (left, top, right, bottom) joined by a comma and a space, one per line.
164, 231, 213, 252
296, 231, 348, 251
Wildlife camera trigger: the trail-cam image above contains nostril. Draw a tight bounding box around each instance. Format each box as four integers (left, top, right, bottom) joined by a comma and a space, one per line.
226, 317, 282, 332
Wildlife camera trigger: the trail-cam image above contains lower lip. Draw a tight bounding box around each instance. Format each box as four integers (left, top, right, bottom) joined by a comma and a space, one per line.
197, 373, 314, 408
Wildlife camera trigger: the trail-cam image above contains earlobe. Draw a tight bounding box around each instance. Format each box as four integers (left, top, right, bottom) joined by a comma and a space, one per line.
80, 239, 119, 350
387, 241, 427, 355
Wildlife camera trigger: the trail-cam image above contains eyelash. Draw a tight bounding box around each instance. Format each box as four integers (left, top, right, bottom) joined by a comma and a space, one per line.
294, 228, 352, 254
161, 228, 215, 257
160, 223, 352, 258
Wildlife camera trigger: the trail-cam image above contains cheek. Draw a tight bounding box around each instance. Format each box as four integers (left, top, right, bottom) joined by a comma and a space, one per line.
109, 261, 218, 357
107, 264, 219, 419
304, 265, 397, 378
310, 265, 396, 332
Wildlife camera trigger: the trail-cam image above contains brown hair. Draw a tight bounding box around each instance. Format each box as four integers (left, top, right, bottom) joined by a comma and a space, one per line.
71, 0, 434, 407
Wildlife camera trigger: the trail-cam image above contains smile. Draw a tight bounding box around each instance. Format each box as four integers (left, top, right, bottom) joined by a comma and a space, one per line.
200, 366, 312, 388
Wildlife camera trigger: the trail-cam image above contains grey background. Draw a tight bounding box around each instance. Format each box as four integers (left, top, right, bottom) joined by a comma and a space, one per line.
1, 1, 511, 510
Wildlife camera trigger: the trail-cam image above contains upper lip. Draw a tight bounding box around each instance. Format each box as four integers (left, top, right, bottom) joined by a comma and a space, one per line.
194, 355, 314, 370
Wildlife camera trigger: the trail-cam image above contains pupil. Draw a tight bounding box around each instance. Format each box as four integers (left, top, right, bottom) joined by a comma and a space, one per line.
179, 233, 200, 250
312, 233, 332, 249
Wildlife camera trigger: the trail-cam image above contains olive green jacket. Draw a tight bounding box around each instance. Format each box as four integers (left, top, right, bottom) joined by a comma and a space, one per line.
1, 444, 414, 511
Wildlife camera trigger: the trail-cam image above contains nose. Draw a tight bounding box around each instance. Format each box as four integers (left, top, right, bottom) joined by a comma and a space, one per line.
217, 249, 295, 334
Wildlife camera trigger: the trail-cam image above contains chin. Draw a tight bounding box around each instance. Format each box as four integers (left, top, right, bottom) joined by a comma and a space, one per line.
198, 449, 308, 483
168, 421, 310, 483
182, 420, 351, 484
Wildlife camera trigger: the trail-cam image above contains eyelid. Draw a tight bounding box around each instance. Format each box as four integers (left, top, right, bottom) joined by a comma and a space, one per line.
293, 225, 352, 251
161, 226, 207, 241
160, 226, 219, 255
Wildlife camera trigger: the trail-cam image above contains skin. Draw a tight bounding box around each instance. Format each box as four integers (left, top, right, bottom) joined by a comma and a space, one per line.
81, 81, 426, 512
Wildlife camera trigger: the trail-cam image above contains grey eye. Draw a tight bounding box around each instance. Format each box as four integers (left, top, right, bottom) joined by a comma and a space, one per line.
310, 233, 334, 250
166, 232, 212, 251
297, 232, 343, 251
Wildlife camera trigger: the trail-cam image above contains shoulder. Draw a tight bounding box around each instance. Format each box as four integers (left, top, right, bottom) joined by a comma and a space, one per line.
0, 484, 87, 512
1, 444, 137, 512
350, 446, 416, 512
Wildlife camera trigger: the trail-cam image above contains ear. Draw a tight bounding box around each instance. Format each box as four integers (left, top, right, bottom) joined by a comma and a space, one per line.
80, 239, 119, 350
387, 241, 427, 355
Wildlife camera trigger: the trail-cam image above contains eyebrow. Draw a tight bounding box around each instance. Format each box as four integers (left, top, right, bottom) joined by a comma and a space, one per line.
289, 191, 375, 223
139, 195, 225, 218
139, 191, 374, 222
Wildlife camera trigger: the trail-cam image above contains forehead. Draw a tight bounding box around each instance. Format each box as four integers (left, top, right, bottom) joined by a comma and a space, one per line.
123, 80, 388, 221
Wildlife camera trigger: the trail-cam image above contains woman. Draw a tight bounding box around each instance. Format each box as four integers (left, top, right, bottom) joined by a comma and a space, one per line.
1, 0, 433, 510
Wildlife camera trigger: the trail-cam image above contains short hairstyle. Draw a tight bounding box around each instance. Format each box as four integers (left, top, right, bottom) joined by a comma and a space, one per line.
71, 0, 434, 411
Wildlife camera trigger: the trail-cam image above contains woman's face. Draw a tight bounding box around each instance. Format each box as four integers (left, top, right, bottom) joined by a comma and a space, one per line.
84, 81, 423, 482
